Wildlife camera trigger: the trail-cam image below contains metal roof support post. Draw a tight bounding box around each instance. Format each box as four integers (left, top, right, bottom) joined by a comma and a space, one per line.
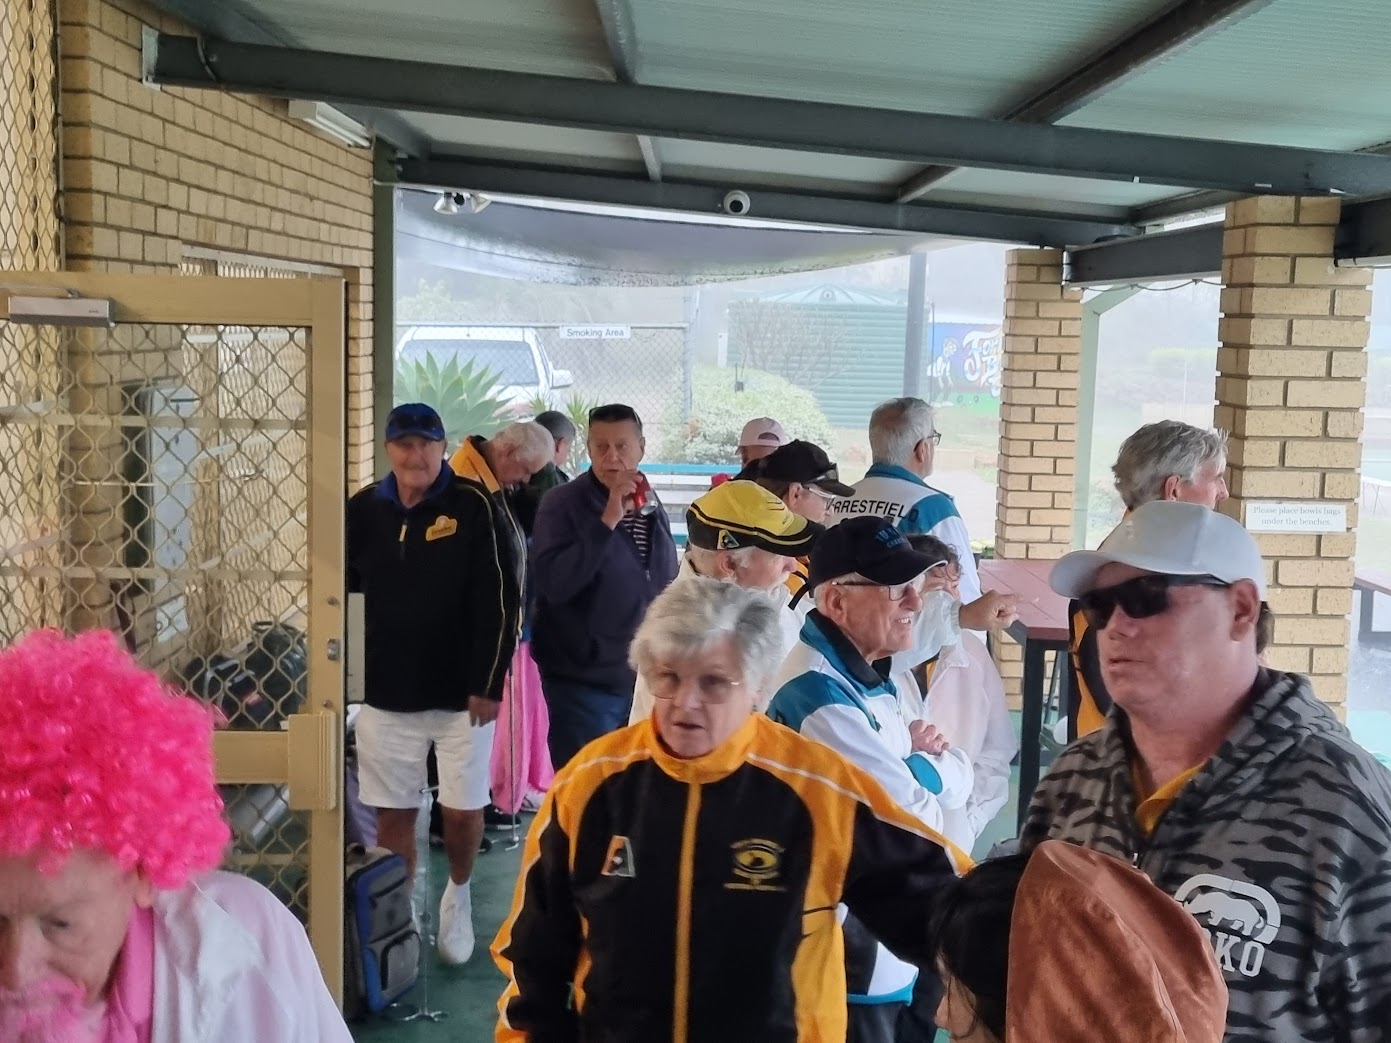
372, 142, 396, 475
1073, 285, 1142, 547
903, 253, 928, 397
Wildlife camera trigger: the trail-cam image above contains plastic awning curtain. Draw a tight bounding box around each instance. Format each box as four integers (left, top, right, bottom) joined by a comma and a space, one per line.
395, 190, 931, 287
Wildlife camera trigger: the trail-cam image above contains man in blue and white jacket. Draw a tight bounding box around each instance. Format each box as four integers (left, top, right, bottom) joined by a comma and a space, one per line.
831, 397, 981, 604
767, 516, 972, 1043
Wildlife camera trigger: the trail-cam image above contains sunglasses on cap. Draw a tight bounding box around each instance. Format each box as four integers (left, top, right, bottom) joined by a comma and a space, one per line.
1078, 573, 1231, 630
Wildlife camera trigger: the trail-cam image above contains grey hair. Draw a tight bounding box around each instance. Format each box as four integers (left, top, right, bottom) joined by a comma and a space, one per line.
492, 421, 555, 468
1112, 421, 1229, 511
813, 572, 867, 611
684, 545, 758, 576
532, 409, 576, 445
629, 576, 786, 698
869, 397, 937, 465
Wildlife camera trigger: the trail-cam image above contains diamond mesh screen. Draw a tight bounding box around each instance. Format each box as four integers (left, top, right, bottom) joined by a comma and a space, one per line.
0, 315, 313, 909
1, 0, 60, 272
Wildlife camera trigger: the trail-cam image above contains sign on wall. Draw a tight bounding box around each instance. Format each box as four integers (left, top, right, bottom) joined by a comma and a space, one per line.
560, 324, 631, 340
1245, 502, 1347, 534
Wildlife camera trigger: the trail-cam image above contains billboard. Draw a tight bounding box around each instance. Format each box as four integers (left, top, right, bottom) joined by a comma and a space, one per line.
928, 322, 1004, 400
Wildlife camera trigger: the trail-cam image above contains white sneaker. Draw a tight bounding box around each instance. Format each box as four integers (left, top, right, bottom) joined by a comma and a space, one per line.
437, 881, 475, 965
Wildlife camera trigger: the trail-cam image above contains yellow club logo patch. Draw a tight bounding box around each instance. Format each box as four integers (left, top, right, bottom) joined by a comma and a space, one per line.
725, 838, 785, 892
424, 515, 458, 541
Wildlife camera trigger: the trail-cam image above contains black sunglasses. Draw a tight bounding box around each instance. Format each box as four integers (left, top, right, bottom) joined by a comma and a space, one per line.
1079, 574, 1230, 630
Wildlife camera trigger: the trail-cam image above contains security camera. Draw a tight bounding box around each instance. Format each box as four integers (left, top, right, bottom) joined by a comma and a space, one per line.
722, 190, 751, 216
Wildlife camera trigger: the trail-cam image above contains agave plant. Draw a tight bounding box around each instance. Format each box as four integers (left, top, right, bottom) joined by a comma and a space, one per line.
562, 392, 601, 473
393, 353, 512, 445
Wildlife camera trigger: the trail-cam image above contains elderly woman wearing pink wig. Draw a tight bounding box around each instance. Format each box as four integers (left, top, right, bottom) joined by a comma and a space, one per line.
0, 629, 351, 1042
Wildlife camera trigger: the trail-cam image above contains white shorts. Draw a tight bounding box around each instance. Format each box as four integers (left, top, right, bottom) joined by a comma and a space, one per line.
356, 705, 494, 812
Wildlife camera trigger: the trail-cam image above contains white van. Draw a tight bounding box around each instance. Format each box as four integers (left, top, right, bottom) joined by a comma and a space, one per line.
394, 325, 573, 412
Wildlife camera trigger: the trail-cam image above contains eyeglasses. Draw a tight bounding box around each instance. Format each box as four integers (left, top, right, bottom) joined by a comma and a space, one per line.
803, 485, 839, 503
831, 573, 934, 602
920, 432, 943, 448
1078, 574, 1230, 630
933, 562, 962, 582
649, 670, 744, 704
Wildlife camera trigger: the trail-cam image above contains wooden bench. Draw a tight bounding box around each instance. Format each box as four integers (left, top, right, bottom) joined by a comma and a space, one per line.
1355, 567, 1391, 647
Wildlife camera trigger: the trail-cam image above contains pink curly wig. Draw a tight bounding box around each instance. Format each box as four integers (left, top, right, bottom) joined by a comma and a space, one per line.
0, 629, 231, 889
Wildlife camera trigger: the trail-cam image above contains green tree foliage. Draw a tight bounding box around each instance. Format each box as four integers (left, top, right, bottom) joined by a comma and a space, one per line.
659, 366, 836, 464
393, 353, 513, 446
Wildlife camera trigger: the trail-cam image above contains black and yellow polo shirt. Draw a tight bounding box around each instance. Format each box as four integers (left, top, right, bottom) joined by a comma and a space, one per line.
493, 713, 966, 1042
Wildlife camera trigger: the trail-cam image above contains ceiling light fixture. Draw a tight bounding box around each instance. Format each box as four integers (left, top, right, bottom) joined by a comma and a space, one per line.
434, 192, 461, 215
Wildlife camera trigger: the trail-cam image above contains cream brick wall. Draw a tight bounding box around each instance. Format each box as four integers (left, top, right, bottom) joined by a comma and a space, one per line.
34, 0, 378, 644
994, 248, 1083, 705
1217, 195, 1370, 712
57, 0, 375, 493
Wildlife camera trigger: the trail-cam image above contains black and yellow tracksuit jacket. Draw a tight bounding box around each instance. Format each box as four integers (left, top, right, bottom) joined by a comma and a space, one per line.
346, 464, 519, 710
493, 713, 967, 1043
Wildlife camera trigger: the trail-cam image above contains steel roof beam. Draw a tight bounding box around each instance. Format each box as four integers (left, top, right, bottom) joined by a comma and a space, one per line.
1066, 224, 1223, 284
592, 0, 662, 182
139, 0, 429, 157
898, 0, 1277, 202
145, 34, 1391, 197
396, 156, 1140, 248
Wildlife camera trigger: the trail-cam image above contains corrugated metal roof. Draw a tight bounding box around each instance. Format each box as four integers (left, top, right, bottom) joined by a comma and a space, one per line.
1061, 0, 1391, 150
655, 140, 923, 195
153, 0, 1391, 235
629, 0, 1168, 115
930, 171, 1181, 212
403, 115, 644, 167
255, 0, 610, 76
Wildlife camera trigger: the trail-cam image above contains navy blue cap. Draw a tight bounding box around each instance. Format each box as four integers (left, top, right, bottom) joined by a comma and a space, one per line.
807, 515, 936, 592
385, 402, 445, 442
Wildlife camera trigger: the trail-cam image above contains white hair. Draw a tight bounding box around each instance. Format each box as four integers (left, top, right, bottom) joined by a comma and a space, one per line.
684, 545, 758, 576
1112, 421, 1229, 511
869, 397, 937, 465
813, 572, 866, 611
629, 576, 785, 698
492, 421, 554, 469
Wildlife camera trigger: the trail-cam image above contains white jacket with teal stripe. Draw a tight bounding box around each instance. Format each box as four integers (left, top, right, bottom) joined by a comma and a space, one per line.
830, 463, 982, 604
766, 610, 974, 1005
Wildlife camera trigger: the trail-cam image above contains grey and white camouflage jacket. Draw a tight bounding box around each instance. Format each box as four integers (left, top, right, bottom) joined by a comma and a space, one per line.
1021, 669, 1391, 1043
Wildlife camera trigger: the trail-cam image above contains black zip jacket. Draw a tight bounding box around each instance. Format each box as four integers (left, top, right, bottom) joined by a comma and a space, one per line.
346, 466, 520, 711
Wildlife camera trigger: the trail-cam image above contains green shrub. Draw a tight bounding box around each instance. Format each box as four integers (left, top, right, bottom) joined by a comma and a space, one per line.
658, 366, 836, 464
393, 353, 512, 446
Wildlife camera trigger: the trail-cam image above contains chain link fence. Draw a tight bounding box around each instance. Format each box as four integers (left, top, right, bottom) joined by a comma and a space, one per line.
392, 322, 693, 472
0, 313, 314, 920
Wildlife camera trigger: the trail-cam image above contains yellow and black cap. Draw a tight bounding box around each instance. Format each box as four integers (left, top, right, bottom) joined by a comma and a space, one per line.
685, 480, 823, 556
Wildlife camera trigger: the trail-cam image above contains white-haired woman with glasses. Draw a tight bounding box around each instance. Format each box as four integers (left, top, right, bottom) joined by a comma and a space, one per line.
492, 576, 966, 1043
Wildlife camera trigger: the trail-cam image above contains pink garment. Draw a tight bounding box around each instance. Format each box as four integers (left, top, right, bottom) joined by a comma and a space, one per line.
489, 641, 555, 814
101, 904, 154, 1043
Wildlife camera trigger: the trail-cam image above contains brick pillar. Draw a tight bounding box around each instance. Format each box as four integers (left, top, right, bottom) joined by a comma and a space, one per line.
1217, 196, 1370, 713
994, 248, 1083, 703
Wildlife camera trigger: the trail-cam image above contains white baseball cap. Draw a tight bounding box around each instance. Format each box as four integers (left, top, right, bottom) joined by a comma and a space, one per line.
1050, 501, 1267, 599
738, 417, 789, 449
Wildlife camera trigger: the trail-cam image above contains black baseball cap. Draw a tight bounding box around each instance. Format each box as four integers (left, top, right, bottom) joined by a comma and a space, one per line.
806, 515, 936, 592
385, 402, 445, 442
755, 440, 856, 497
